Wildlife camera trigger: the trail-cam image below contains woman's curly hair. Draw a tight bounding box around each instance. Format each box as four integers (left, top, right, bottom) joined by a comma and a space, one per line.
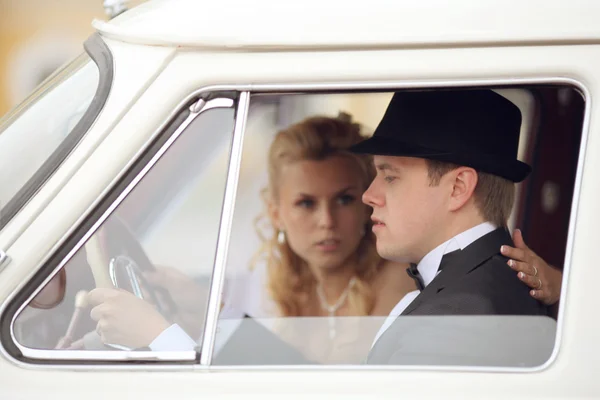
251, 115, 384, 317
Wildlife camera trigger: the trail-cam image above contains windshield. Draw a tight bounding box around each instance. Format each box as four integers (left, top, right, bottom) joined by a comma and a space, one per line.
0, 34, 111, 232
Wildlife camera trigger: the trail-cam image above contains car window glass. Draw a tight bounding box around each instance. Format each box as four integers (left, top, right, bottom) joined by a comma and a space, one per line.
11, 103, 235, 360
213, 87, 583, 367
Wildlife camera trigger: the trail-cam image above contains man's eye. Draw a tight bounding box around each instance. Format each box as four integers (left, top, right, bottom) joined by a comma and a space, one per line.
384, 176, 396, 183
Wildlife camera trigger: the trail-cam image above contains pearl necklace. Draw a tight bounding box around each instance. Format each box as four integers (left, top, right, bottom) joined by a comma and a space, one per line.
316, 277, 357, 339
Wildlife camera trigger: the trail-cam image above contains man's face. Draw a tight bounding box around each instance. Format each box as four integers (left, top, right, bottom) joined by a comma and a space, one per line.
362, 156, 449, 264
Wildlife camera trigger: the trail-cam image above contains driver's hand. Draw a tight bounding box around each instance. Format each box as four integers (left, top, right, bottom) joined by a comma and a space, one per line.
143, 266, 206, 313
87, 288, 171, 349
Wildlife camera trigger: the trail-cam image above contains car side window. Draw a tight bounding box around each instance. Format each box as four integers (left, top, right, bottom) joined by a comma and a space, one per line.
212, 87, 584, 368
7, 96, 236, 362
6, 84, 584, 370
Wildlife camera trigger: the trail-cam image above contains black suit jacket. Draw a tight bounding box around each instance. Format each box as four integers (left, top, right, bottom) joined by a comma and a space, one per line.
367, 228, 549, 364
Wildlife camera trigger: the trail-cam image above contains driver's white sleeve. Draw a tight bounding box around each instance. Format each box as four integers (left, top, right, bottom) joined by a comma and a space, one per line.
149, 324, 197, 352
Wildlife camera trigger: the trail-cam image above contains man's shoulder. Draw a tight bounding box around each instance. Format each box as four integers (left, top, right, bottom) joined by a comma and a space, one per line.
461, 253, 523, 289
435, 254, 545, 315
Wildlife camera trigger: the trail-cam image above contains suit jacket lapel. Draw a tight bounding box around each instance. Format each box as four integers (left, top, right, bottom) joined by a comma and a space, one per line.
401, 228, 513, 315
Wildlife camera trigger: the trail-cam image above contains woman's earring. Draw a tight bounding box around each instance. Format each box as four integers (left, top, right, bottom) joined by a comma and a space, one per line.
277, 230, 286, 244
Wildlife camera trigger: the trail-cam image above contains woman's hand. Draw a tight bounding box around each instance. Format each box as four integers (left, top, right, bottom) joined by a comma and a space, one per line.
87, 288, 171, 349
500, 229, 563, 305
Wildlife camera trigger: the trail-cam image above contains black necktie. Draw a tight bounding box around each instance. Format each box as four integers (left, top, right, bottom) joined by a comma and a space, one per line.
406, 249, 462, 291
406, 263, 424, 291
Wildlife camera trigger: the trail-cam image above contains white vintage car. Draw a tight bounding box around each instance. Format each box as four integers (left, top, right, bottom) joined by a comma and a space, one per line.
0, 0, 597, 398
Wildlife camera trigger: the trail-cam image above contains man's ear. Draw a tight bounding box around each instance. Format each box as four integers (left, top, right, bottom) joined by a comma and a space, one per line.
448, 167, 478, 212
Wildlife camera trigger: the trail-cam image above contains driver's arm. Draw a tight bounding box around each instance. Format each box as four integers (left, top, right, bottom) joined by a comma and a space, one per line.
149, 324, 197, 351
149, 319, 244, 354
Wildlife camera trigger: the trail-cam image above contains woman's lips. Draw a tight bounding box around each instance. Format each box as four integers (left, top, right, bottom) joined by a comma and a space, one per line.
315, 238, 340, 252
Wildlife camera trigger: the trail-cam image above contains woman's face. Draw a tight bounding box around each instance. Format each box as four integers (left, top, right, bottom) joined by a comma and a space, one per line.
270, 155, 370, 272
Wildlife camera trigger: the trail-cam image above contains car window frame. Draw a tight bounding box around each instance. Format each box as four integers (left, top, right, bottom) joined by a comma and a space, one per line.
0, 33, 114, 232
0, 77, 589, 372
0, 92, 241, 367
201, 79, 588, 373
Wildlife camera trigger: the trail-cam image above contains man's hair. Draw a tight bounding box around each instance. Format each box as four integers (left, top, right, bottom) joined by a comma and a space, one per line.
426, 160, 515, 227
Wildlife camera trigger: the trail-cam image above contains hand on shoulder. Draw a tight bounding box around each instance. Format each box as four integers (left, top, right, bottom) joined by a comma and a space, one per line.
501, 229, 562, 305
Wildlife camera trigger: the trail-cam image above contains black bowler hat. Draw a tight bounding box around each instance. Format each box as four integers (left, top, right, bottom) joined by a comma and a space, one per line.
350, 89, 531, 182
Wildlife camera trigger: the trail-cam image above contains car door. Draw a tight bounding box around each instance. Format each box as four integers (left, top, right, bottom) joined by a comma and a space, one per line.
0, 30, 599, 400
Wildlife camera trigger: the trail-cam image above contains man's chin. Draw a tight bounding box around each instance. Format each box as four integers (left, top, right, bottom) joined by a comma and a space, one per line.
375, 245, 395, 261
376, 245, 411, 263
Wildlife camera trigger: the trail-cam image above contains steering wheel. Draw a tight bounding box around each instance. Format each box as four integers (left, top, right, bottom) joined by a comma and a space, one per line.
86, 215, 177, 314
55, 215, 177, 350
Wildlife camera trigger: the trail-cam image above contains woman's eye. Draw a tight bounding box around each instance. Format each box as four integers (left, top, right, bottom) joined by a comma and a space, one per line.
296, 199, 315, 209
337, 194, 355, 205
384, 176, 396, 183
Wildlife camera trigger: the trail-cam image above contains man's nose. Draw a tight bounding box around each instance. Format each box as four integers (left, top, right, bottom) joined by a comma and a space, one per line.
362, 180, 382, 207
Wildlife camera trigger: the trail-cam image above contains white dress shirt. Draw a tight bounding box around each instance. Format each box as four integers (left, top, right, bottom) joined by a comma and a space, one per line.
149, 323, 197, 351
149, 310, 245, 353
371, 222, 497, 347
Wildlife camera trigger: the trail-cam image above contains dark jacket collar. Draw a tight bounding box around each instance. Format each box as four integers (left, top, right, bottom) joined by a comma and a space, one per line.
401, 227, 513, 315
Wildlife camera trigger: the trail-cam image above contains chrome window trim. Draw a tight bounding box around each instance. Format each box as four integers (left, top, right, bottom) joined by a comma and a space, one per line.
0, 97, 235, 367
0, 33, 114, 232
199, 92, 250, 366
0, 250, 9, 273
0, 76, 588, 372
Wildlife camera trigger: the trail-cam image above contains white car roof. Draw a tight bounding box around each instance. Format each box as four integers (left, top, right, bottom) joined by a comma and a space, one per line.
93, 0, 600, 49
